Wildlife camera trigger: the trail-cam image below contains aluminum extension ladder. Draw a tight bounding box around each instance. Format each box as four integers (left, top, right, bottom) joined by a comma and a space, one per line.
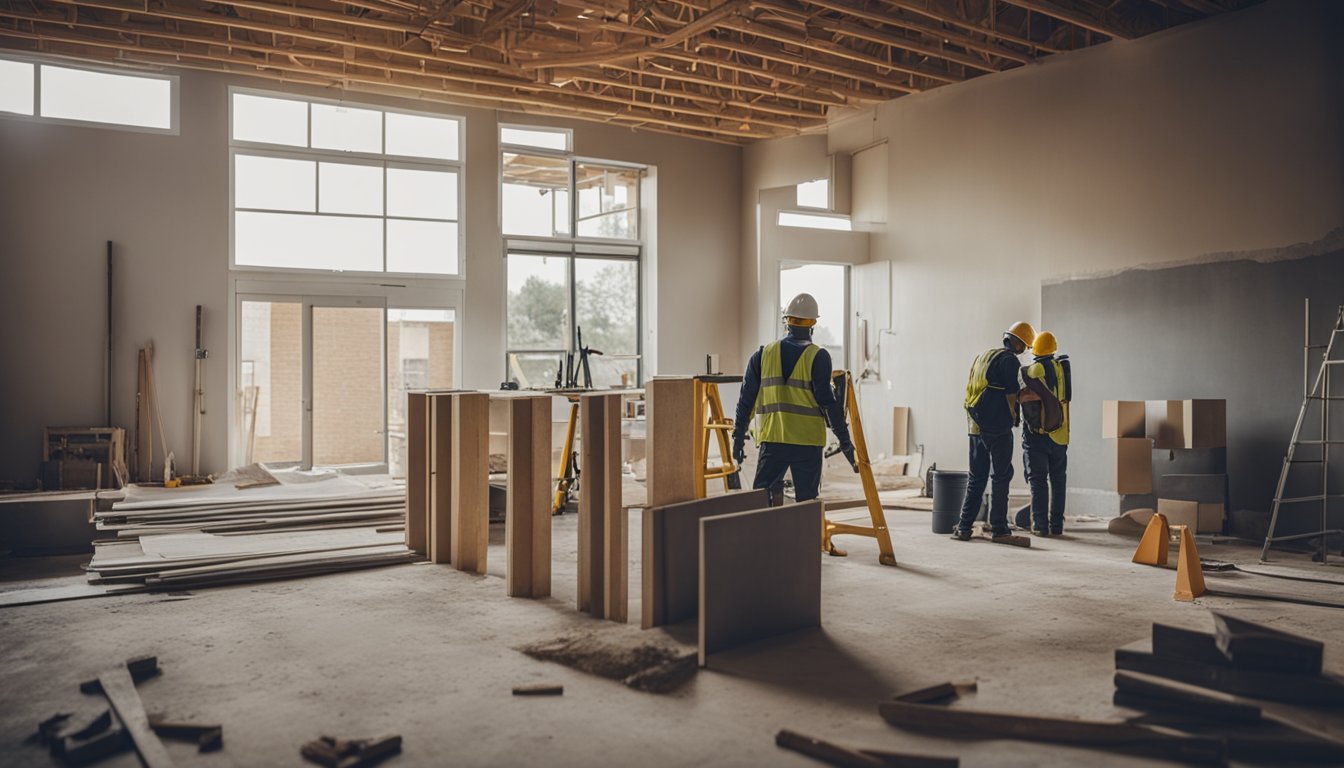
1260, 299, 1344, 564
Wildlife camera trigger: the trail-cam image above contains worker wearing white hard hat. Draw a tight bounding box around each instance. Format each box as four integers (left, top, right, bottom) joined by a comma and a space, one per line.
732, 293, 854, 505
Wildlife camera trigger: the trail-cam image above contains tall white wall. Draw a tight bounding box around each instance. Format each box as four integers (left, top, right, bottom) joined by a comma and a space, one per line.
742, 0, 1344, 479
0, 68, 740, 485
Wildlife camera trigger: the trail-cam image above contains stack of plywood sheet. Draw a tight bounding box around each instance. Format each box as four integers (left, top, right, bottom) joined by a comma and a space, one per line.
86, 465, 413, 589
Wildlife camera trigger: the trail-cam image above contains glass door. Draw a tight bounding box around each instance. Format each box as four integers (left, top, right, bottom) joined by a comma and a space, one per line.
386, 308, 457, 477
312, 302, 386, 468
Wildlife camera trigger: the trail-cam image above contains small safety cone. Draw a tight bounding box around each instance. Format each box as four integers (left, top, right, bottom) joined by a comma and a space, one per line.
1173, 525, 1206, 602
1132, 513, 1170, 566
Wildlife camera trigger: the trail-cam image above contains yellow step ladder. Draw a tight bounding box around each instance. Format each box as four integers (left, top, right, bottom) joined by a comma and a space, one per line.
693, 375, 743, 497
824, 370, 898, 567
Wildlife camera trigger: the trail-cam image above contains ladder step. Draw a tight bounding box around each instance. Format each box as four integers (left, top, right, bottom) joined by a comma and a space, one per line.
703, 423, 733, 430
1292, 440, 1344, 445
1276, 494, 1344, 503
1288, 459, 1324, 464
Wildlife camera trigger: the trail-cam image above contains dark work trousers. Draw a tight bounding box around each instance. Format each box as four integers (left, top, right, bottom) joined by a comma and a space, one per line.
753, 442, 824, 506
1023, 432, 1068, 532
958, 431, 1015, 536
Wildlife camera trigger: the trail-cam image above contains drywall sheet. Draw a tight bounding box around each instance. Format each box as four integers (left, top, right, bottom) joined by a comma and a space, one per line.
646, 377, 696, 508
641, 489, 770, 629
1042, 248, 1344, 536
698, 500, 823, 666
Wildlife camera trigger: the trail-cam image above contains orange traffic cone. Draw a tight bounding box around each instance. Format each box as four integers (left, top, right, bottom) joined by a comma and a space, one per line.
1174, 525, 1206, 601
1132, 513, 1170, 566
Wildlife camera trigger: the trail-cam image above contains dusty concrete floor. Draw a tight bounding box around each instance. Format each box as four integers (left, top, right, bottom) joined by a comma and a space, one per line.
3, 509, 1343, 767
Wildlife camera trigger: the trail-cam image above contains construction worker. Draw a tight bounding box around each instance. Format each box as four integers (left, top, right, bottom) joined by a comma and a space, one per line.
953, 321, 1035, 544
732, 293, 854, 505
1015, 331, 1071, 535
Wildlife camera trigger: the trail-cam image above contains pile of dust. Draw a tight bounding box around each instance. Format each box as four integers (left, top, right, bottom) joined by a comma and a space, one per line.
518, 633, 697, 694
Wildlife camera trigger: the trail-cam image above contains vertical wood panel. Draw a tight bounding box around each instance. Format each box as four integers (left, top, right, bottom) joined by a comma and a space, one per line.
506, 395, 552, 598
405, 392, 429, 555
601, 394, 627, 622
451, 392, 489, 574
429, 393, 454, 564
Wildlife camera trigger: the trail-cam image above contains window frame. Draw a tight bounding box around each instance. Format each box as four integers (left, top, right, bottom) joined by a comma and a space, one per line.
0, 53, 179, 135
503, 241, 643, 388
227, 86, 465, 279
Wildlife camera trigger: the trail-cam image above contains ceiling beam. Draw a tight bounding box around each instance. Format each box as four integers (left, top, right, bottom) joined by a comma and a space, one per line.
517, 0, 752, 68
995, 0, 1136, 40
797, 0, 1035, 65
873, 0, 1063, 54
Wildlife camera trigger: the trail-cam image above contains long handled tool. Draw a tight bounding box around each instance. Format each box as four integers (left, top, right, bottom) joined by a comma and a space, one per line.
191, 305, 208, 478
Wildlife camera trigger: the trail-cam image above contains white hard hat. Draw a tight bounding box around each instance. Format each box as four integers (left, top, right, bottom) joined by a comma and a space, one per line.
784, 293, 820, 320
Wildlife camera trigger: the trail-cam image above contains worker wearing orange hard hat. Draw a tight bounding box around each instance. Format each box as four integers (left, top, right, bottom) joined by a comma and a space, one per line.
1015, 331, 1072, 536
953, 321, 1036, 545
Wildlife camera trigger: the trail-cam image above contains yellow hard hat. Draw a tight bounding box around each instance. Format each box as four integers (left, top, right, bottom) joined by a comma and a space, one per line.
1005, 321, 1036, 348
1031, 330, 1058, 357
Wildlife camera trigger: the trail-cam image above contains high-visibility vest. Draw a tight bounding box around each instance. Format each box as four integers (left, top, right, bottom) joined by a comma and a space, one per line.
754, 341, 826, 446
964, 348, 1010, 435
1024, 357, 1070, 445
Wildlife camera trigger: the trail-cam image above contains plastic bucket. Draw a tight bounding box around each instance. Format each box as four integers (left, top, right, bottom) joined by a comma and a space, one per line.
930, 469, 969, 534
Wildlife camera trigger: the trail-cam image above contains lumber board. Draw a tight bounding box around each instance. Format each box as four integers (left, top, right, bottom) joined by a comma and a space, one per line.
646, 377, 696, 508
429, 393, 454, 564
450, 393, 489, 574
405, 392, 429, 555
577, 393, 615, 616
1151, 623, 1231, 667
505, 396, 552, 598
99, 663, 173, 768
698, 501, 822, 666
877, 700, 1226, 765
775, 729, 885, 768
640, 489, 769, 629
1112, 671, 1262, 724
1212, 612, 1324, 675
600, 394, 626, 622
1116, 643, 1344, 706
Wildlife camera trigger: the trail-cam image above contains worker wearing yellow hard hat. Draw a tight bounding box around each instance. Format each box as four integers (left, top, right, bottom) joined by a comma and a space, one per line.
1015, 331, 1072, 535
954, 321, 1036, 545
732, 292, 854, 505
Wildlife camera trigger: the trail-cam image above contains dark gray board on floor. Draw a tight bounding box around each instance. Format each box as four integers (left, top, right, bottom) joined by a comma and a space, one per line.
698, 501, 822, 666
644, 489, 770, 628
1158, 474, 1228, 504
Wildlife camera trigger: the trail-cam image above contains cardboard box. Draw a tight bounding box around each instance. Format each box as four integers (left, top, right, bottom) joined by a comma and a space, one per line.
1146, 399, 1226, 449
1145, 401, 1182, 450
1102, 401, 1146, 439
1157, 473, 1227, 504
1158, 498, 1224, 533
1181, 399, 1226, 449
1114, 437, 1154, 495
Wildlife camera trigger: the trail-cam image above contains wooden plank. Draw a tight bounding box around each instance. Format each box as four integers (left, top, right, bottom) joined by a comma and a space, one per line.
577, 393, 608, 616
1212, 612, 1324, 675
641, 489, 770, 629
428, 394, 454, 564
405, 393, 429, 554
98, 663, 173, 768
450, 393, 489, 574
775, 729, 885, 768
1115, 644, 1344, 706
646, 377, 696, 508
877, 700, 1225, 764
1112, 671, 1262, 724
505, 396, 552, 598
699, 501, 822, 666
601, 394, 626, 622
892, 406, 909, 455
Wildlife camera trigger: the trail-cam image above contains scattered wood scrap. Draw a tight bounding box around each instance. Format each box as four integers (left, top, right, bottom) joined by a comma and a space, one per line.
79, 655, 159, 693
148, 715, 224, 752
775, 729, 959, 768
877, 700, 1226, 765
512, 683, 563, 696
301, 735, 402, 768
97, 663, 174, 768
1212, 611, 1324, 674
892, 681, 976, 704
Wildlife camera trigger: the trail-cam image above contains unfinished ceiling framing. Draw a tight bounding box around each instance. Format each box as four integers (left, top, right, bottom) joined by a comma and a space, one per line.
0, 0, 1259, 142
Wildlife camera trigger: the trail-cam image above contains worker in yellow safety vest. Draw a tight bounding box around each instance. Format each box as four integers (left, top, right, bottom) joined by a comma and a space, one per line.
1014, 331, 1072, 536
953, 321, 1035, 544
732, 293, 854, 505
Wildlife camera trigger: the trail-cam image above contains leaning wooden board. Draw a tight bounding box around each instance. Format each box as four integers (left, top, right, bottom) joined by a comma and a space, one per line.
641, 490, 770, 629
698, 501, 822, 666
99, 663, 173, 768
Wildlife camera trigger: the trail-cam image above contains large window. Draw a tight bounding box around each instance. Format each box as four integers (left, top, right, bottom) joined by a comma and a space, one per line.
780, 263, 848, 369
500, 124, 645, 388
0, 55, 177, 132
230, 90, 463, 276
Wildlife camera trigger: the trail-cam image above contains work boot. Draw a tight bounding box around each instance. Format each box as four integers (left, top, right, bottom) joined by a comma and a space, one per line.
950, 528, 973, 542
990, 533, 1031, 547
1050, 528, 1064, 537
1031, 529, 1050, 537
1013, 506, 1031, 531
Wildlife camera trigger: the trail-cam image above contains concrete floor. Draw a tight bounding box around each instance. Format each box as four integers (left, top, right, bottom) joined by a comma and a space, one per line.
3, 509, 1343, 767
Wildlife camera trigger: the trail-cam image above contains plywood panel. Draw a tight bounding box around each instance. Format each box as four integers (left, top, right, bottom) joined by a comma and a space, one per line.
577, 393, 607, 616
892, 406, 909, 456
505, 396, 552, 598
646, 377, 696, 508
450, 392, 489, 574
405, 392, 429, 555
641, 489, 770, 629
601, 394, 627, 622
429, 393, 453, 564
699, 501, 823, 666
